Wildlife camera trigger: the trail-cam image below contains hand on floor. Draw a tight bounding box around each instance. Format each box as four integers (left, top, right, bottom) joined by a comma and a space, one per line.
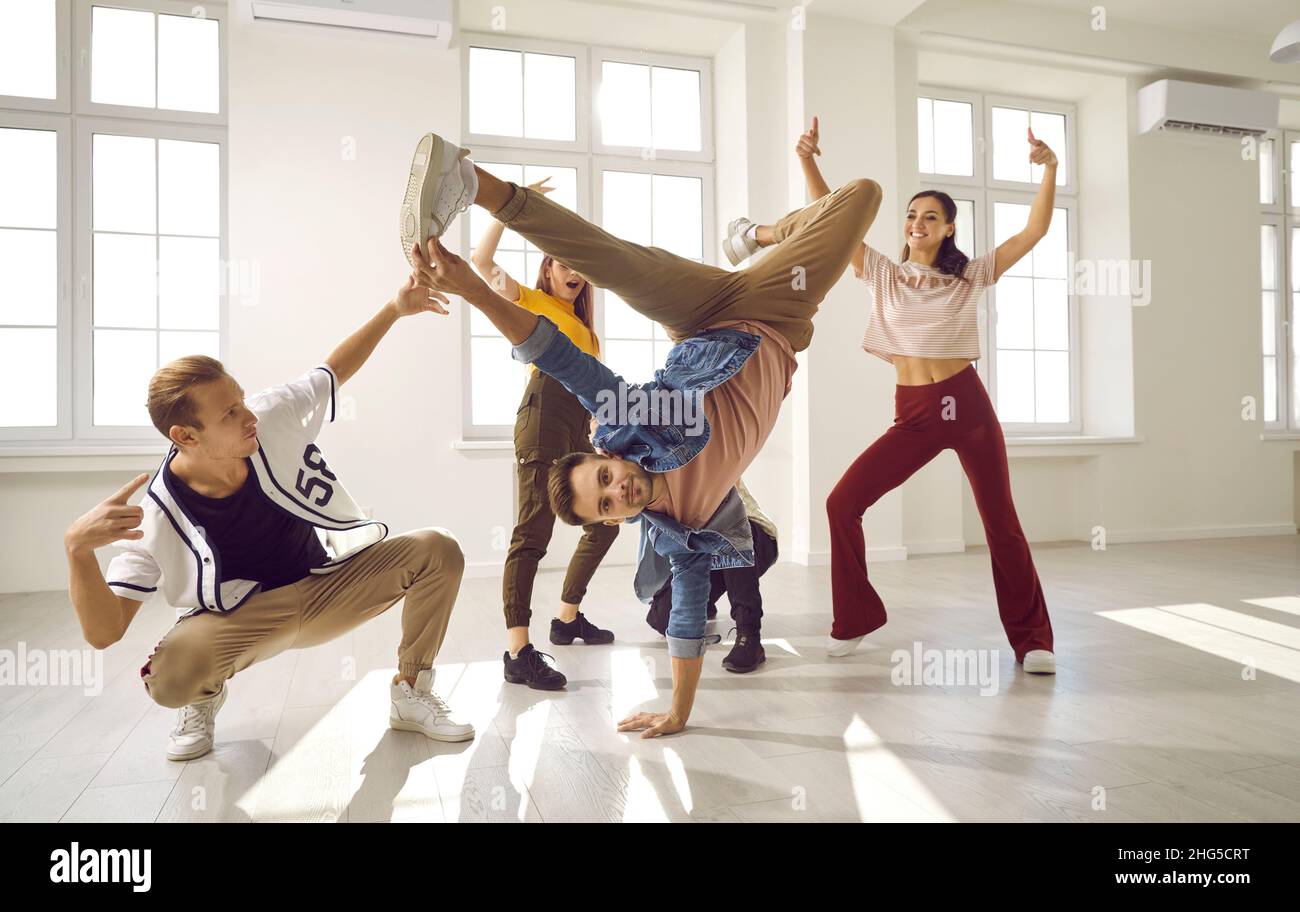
618, 711, 685, 739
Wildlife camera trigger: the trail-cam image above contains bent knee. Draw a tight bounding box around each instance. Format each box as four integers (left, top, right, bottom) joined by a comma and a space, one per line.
413, 527, 466, 573
142, 651, 212, 709
846, 177, 882, 202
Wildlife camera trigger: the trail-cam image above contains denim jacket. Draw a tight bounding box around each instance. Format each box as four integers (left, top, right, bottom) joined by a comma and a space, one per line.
512, 315, 760, 657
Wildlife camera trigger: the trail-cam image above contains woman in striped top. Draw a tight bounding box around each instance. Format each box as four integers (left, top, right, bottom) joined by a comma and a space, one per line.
730, 118, 1058, 674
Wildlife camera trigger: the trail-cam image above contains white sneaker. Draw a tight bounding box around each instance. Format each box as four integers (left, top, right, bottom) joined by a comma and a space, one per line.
1022, 650, 1056, 674
826, 634, 865, 658
390, 669, 475, 742
400, 132, 475, 267
722, 216, 762, 267
166, 682, 227, 761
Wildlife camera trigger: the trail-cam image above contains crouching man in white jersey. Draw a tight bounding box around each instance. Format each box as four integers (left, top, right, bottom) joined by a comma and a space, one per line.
63, 275, 474, 760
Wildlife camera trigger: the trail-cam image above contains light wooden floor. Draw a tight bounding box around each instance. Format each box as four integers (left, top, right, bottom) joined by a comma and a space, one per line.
1, 535, 1298, 823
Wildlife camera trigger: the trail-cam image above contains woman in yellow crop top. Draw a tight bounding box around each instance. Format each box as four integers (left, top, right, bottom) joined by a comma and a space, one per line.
470, 177, 619, 691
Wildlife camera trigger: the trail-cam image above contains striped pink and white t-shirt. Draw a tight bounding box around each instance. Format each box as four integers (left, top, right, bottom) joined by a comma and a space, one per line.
855, 245, 998, 363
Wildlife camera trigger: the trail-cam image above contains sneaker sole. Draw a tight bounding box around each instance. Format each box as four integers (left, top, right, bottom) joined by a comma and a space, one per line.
400, 133, 453, 268
549, 633, 615, 646
722, 218, 756, 267
389, 718, 476, 742
503, 672, 567, 690
165, 741, 215, 762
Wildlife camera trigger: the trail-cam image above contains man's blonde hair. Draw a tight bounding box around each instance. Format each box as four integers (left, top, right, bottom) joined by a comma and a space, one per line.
146, 355, 229, 438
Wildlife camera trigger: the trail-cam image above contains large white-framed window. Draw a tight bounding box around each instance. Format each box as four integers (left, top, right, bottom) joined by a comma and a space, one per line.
1259, 129, 1298, 430
917, 86, 1080, 433
460, 33, 714, 440
0, 0, 227, 448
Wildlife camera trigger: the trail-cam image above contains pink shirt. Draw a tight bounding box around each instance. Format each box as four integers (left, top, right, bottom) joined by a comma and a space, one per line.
646, 320, 795, 529
856, 246, 998, 363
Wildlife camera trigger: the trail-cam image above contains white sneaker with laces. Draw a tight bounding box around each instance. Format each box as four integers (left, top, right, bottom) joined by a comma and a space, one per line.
400, 132, 476, 266
722, 216, 762, 267
826, 634, 865, 658
167, 682, 227, 761
1022, 649, 1056, 674
390, 669, 475, 742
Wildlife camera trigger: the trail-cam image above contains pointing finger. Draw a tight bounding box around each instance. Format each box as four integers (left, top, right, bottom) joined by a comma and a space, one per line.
108, 473, 150, 505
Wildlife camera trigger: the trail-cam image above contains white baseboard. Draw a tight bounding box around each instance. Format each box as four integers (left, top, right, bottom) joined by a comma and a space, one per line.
903, 539, 967, 555
1101, 523, 1297, 544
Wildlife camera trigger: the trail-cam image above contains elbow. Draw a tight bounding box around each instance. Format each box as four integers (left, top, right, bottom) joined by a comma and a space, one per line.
84, 629, 120, 651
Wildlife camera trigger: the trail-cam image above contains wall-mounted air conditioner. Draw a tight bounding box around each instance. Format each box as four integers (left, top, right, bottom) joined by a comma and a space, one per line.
1137, 79, 1278, 138
248, 0, 456, 46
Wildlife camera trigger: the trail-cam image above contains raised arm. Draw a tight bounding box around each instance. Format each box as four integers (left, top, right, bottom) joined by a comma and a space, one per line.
64, 474, 150, 649
798, 116, 867, 278
993, 128, 1058, 282
469, 177, 556, 302
323, 275, 451, 386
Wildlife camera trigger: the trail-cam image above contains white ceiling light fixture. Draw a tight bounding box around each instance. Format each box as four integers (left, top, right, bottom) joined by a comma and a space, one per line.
1270, 19, 1300, 64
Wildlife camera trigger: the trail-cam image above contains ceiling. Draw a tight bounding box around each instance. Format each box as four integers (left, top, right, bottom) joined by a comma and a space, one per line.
1004, 0, 1299, 42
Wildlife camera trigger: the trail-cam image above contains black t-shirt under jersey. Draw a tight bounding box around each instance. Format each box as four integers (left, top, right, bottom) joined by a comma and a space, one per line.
166, 460, 327, 591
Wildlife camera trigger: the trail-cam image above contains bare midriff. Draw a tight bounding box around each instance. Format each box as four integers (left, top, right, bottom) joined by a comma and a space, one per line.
892, 355, 973, 387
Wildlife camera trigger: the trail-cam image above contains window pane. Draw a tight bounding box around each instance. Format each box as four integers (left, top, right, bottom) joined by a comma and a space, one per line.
652, 175, 702, 258
604, 291, 653, 340
157, 13, 220, 114
1259, 138, 1274, 206
93, 134, 156, 234
995, 349, 1034, 422
932, 99, 973, 176
1262, 292, 1276, 358
160, 329, 218, 365
993, 201, 1030, 277
1035, 351, 1069, 423
91, 6, 156, 108
991, 107, 1029, 183
994, 276, 1033, 349
0, 127, 57, 229
0, 0, 57, 100
93, 233, 156, 328
600, 62, 651, 149
1033, 278, 1068, 350
604, 339, 653, 383
652, 67, 701, 152
1291, 141, 1300, 209
1260, 224, 1277, 289
0, 229, 57, 326
471, 335, 525, 425
468, 48, 522, 137
917, 98, 934, 174
522, 53, 575, 142
602, 170, 651, 245
159, 236, 219, 329
1262, 356, 1277, 423
1290, 227, 1300, 293
1032, 208, 1068, 278
468, 161, 524, 251
1029, 111, 1067, 185
159, 139, 219, 237
952, 198, 975, 258
0, 328, 57, 426
94, 328, 155, 426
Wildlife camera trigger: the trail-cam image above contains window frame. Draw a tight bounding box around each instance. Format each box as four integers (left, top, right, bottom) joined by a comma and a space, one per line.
0, 0, 227, 449
460, 33, 590, 155
1260, 129, 1299, 431
920, 85, 1081, 435
72, 115, 227, 441
0, 0, 72, 114
984, 189, 1081, 434
0, 111, 73, 441
460, 34, 714, 440
590, 46, 714, 164
73, 0, 227, 127
1260, 214, 1285, 428
916, 87, 982, 189
982, 92, 1078, 197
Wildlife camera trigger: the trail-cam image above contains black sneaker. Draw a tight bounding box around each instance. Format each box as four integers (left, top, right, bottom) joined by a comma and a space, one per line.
549, 611, 615, 646
721, 627, 765, 674
503, 644, 567, 690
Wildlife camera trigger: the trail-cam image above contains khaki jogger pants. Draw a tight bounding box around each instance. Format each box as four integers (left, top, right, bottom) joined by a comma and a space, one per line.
490, 178, 883, 352
140, 529, 465, 709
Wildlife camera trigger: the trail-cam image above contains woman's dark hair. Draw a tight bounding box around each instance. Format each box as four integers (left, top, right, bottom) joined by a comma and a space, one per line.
901, 190, 969, 278
536, 256, 598, 354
